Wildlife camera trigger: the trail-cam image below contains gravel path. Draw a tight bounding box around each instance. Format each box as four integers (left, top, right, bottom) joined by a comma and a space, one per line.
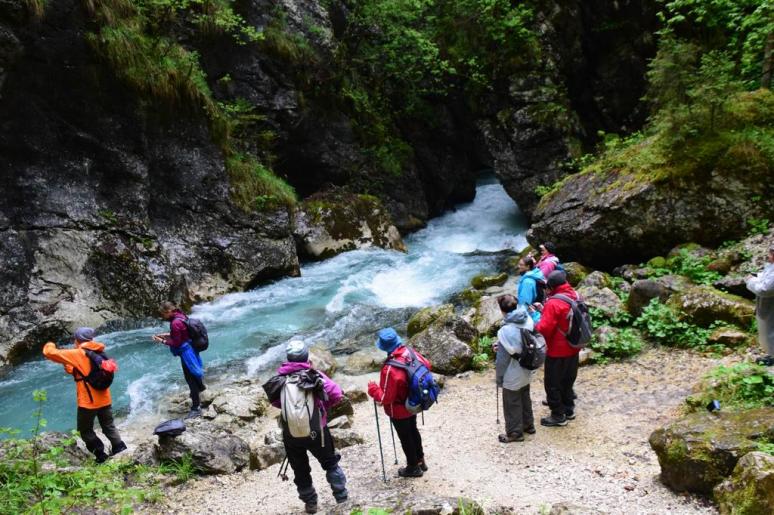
153, 347, 724, 514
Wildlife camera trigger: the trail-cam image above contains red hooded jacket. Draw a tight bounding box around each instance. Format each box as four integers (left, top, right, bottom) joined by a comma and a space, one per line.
368, 345, 431, 419
536, 282, 581, 358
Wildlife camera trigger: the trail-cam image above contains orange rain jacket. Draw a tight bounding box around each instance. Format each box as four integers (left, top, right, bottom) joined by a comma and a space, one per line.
42, 341, 112, 409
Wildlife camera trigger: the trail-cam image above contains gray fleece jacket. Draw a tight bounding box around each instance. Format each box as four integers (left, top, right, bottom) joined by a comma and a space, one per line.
495, 307, 537, 391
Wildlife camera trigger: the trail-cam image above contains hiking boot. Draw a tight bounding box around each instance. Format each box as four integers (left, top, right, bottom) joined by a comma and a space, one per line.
304, 502, 318, 514
755, 355, 774, 366
542, 399, 549, 406
335, 496, 348, 504
524, 426, 536, 434
498, 433, 524, 443
398, 465, 424, 478
565, 410, 576, 420
199, 383, 207, 392
95, 451, 109, 464
540, 414, 568, 427
185, 408, 202, 420
418, 459, 428, 472
110, 442, 127, 456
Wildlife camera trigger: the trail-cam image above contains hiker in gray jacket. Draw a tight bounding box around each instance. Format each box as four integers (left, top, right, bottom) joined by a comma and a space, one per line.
494, 295, 537, 442
747, 243, 774, 366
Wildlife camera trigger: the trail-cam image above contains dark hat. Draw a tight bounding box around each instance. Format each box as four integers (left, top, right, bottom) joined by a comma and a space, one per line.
73, 327, 96, 343
547, 270, 568, 289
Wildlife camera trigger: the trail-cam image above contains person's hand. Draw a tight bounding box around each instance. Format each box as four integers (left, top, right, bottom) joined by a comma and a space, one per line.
532, 302, 543, 313
152, 334, 166, 343
492, 340, 499, 352
367, 381, 380, 399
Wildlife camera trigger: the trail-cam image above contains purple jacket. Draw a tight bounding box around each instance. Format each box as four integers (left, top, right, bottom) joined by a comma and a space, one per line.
270, 362, 343, 427
163, 310, 190, 348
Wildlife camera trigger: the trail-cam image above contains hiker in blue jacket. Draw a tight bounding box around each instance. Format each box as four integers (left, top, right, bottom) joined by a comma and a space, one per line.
516, 256, 545, 323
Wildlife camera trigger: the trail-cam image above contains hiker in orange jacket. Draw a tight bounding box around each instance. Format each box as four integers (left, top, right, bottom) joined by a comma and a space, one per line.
42, 327, 126, 463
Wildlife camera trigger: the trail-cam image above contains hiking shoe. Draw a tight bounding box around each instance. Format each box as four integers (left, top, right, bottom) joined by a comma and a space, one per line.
418, 459, 428, 472
398, 466, 424, 478
199, 383, 207, 392
565, 410, 576, 420
540, 414, 568, 427
755, 355, 774, 366
185, 408, 202, 420
110, 442, 127, 456
95, 451, 109, 464
335, 496, 348, 504
304, 502, 318, 514
542, 399, 549, 406
498, 433, 524, 443
524, 426, 536, 434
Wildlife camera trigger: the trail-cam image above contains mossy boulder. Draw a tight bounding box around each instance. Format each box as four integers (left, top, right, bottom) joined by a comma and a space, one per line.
576, 286, 624, 318
409, 315, 477, 375
714, 451, 774, 515
563, 262, 591, 286
649, 408, 774, 495
647, 256, 667, 269
626, 275, 692, 317
472, 296, 504, 337
578, 271, 612, 289
668, 285, 755, 328
708, 327, 753, 348
470, 272, 508, 290
407, 304, 454, 338
294, 191, 406, 260
450, 287, 483, 308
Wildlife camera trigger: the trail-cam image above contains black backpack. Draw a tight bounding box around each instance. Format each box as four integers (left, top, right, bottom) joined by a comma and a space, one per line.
74, 350, 116, 402
154, 419, 186, 437
534, 278, 548, 304
183, 317, 209, 352
510, 328, 547, 370
550, 294, 593, 349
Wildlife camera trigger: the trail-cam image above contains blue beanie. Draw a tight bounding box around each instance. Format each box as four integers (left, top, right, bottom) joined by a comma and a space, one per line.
375, 328, 402, 354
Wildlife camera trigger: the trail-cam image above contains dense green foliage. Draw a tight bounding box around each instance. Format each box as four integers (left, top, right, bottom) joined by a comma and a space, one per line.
575, 0, 773, 186
644, 249, 722, 285
687, 362, 774, 411
471, 335, 495, 370
0, 391, 162, 514
634, 298, 715, 349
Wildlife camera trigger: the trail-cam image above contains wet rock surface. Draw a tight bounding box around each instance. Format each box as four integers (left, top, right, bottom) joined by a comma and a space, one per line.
714, 451, 774, 515
409, 315, 477, 375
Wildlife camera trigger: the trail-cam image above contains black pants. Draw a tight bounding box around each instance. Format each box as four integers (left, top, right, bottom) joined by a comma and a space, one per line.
284, 426, 348, 504
182, 359, 204, 409
77, 405, 124, 457
544, 354, 579, 417
391, 415, 424, 468
503, 384, 534, 436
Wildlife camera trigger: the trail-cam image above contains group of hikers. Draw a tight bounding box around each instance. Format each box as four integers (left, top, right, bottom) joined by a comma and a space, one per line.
40, 241, 774, 513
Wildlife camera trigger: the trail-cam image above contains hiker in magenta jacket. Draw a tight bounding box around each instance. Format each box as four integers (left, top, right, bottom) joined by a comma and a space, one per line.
368, 327, 431, 478
536, 241, 561, 277
270, 340, 347, 514
535, 270, 580, 427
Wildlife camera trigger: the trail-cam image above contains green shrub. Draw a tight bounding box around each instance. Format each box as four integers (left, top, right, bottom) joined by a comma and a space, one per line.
634, 298, 712, 349
590, 306, 633, 329
590, 328, 644, 364
471, 335, 495, 370
0, 390, 162, 513
643, 248, 721, 285
746, 217, 770, 236
687, 363, 774, 411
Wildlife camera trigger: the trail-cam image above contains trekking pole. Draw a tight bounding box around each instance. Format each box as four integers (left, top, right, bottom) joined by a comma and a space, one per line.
421, 410, 425, 426
373, 400, 387, 482
496, 385, 500, 425
389, 419, 398, 464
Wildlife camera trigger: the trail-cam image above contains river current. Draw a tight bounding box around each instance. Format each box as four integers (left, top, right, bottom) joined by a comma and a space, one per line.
0, 177, 528, 435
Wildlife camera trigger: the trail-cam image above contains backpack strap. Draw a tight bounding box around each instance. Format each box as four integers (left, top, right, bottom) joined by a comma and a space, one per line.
547, 294, 577, 338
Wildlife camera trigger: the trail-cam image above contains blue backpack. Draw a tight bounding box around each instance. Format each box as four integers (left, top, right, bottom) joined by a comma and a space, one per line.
387, 348, 439, 414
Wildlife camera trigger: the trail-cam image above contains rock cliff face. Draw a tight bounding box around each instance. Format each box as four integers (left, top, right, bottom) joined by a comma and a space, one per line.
0, 0, 661, 369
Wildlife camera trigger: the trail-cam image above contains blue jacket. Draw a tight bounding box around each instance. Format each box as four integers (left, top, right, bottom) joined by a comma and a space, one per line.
517, 268, 545, 323
170, 341, 203, 378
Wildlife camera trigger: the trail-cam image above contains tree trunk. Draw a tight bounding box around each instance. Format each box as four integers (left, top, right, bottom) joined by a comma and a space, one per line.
763, 31, 774, 90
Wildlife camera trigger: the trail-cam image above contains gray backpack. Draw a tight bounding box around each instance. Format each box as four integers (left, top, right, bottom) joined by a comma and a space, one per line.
511, 328, 547, 370
280, 374, 324, 443
551, 294, 593, 349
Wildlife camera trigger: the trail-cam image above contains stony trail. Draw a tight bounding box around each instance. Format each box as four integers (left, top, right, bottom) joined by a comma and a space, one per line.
152, 348, 724, 514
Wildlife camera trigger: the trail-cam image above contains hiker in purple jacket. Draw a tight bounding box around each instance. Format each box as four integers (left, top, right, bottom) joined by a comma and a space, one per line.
267, 340, 348, 514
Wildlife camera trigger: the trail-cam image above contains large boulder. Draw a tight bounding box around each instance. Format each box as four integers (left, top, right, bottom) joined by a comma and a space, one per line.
0, 432, 92, 468
249, 430, 285, 471
578, 271, 611, 290
527, 136, 774, 269
293, 191, 406, 260
649, 408, 774, 494
472, 296, 503, 337
407, 304, 454, 338
576, 286, 624, 318
470, 272, 508, 290
563, 262, 591, 287
714, 451, 774, 515
668, 285, 755, 328
157, 420, 251, 475
340, 347, 383, 375
409, 315, 477, 375
626, 275, 694, 317
210, 387, 268, 421
309, 345, 337, 377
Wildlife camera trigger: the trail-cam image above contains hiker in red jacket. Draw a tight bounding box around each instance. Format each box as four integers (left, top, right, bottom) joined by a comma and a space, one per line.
367, 328, 430, 478
535, 270, 580, 427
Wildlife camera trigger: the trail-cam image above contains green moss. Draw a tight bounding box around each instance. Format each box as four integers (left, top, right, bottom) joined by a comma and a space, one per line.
647, 256, 667, 268
225, 154, 296, 211
470, 272, 508, 290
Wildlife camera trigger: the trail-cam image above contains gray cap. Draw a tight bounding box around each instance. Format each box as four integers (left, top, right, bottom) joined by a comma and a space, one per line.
73, 327, 96, 343
286, 340, 309, 362
547, 270, 568, 289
